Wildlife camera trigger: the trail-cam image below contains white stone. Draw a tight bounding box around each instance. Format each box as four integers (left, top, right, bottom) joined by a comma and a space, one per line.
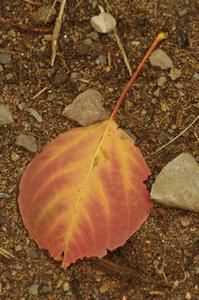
91, 12, 116, 33
149, 49, 173, 70
151, 153, 199, 212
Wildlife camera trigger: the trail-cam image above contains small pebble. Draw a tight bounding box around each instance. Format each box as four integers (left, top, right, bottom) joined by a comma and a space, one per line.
63, 282, 70, 292
15, 245, 22, 252
83, 38, 93, 46
157, 76, 167, 87
169, 68, 181, 80
153, 88, 160, 97
0, 64, 3, 72
140, 109, 147, 116
87, 31, 99, 41
149, 49, 173, 69
53, 68, 68, 85
180, 216, 191, 227
95, 54, 107, 66
193, 72, 199, 81
29, 284, 39, 296
0, 192, 11, 200
0, 52, 11, 65
185, 292, 192, 300
28, 108, 42, 123
178, 9, 188, 17
47, 93, 55, 101
16, 134, 37, 153
0, 105, 14, 126
5, 73, 14, 81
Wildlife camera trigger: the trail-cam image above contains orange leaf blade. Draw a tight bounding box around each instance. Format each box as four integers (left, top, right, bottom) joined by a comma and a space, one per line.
18, 119, 152, 267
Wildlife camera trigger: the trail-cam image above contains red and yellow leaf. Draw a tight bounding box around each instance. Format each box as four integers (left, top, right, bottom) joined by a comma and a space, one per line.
18, 33, 167, 267
18, 119, 151, 266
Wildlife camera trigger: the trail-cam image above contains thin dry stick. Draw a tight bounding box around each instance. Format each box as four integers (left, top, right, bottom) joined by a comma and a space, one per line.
152, 114, 199, 154
113, 28, 132, 76
51, 0, 67, 66
111, 33, 167, 119
0, 247, 14, 260
32, 86, 48, 100
45, 0, 58, 24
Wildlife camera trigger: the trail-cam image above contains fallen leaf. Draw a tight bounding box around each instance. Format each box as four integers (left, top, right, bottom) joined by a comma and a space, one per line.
19, 119, 151, 266
18, 34, 166, 267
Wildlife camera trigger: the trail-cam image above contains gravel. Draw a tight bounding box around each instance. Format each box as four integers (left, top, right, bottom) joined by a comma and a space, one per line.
16, 134, 37, 153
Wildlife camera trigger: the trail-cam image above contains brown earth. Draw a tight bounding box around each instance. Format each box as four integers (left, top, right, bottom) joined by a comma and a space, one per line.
0, 0, 199, 299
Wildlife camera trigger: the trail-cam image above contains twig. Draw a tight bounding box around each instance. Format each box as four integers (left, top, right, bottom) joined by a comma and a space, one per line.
45, 0, 58, 24
32, 86, 48, 99
152, 114, 199, 154
0, 17, 52, 34
91, 257, 172, 288
0, 247, 14, 260
51, 0, 67, 66
113, 28, 132, 76
111, 33, 167, 119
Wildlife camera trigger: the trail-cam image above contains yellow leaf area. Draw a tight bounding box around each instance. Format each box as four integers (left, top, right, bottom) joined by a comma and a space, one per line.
18, 119, 152, 267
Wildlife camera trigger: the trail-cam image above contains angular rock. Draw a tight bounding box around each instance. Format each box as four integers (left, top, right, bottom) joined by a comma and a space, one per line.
151, 153, 199, 212
62, 89, 109, 126
149, 49, 173, 70
16, 134, 37, 153
0, 105, 14, 126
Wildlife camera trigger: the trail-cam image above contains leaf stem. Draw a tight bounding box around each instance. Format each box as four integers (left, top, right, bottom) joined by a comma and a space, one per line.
111, 33, 167, 119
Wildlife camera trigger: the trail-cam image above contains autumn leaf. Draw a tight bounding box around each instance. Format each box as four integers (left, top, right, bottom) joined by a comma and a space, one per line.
18, 33, 167, 267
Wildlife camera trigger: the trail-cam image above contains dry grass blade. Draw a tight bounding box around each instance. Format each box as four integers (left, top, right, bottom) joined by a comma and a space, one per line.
153, 114, 199, 154
51, 0, 67, 66
45, 0, 58, 24
0, 247, 14, 260
113, 28, 132, 76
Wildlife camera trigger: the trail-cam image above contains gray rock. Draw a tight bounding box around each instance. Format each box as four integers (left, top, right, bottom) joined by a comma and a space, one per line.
149, 49, 173, 70
0, 64, 3, 72
151, 153, 199, 212
28, 108, 42, 123
95, 54, 107, 66
62, 89, 109, 126
193, 72, 199, 81
0, 53, 11, 65
0, 105, 14, 126
29, 284, 39, 296
16, 134, 37, 153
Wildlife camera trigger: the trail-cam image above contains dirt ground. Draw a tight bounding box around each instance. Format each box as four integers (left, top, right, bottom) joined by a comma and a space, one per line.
0, 0, 199, 299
